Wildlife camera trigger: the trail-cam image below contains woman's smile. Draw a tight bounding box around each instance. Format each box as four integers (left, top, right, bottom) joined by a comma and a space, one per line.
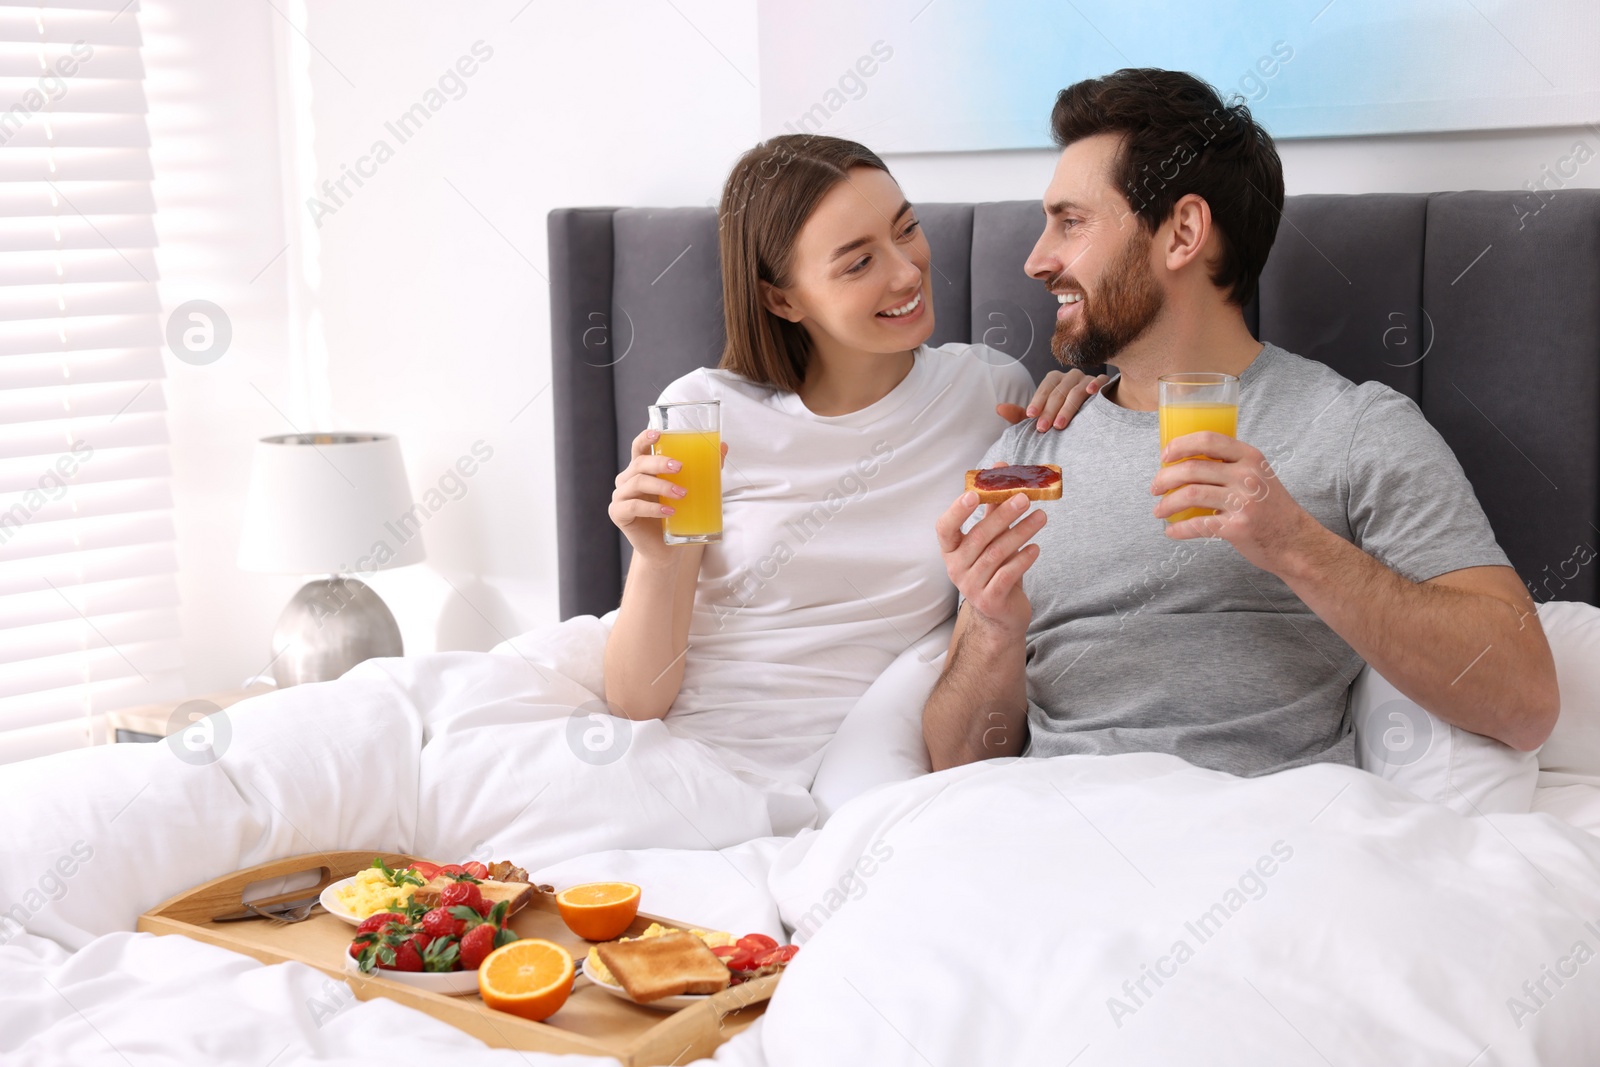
876, 287, 925, 324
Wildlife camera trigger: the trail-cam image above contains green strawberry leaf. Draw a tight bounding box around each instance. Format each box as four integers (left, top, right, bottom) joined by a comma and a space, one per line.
493, 927, 520, 949
449, 905, 481, 923
423, 938, 461, 972
489, 900, 509, 926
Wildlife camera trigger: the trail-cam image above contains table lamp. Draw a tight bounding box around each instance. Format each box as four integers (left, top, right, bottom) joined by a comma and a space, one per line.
237, 432, 424, 686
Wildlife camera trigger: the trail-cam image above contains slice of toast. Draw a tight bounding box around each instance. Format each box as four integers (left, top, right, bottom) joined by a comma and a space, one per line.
412, 877, 534, 916
595, 930, 731, 1002
965, 463, 1063, 506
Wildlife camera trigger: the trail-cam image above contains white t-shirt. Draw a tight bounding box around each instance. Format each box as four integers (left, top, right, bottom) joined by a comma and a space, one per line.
652, 342, 1033, 792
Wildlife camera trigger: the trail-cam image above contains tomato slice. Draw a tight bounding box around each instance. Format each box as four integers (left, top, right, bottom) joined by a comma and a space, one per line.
409, 861, 441, 880
711, 945, 739, 958
737, 933, 779, 953
439, 864, 466, 876
463, 861, 489, 879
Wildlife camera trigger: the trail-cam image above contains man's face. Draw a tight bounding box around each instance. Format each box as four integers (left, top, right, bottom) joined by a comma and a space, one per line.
1024, 133, 1165, 371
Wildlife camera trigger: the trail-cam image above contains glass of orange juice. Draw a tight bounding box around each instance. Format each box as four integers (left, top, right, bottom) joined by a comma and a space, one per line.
1157, 372, 1239, 524
648, 400, 722, 544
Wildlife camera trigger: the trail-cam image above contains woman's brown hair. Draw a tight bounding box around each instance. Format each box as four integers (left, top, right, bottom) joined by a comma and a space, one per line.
717, 134, 891, 392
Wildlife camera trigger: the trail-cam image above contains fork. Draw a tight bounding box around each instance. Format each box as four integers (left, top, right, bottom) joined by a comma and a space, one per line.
247, 900, 321, 923
212, 896, 323, 923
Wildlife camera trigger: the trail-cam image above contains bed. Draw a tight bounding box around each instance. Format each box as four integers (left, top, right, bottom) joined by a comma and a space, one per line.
4, 191, 1600, 1065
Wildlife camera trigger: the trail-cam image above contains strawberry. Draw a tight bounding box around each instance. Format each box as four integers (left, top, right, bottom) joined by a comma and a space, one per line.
421, 907, 465, 940
440, 881, 484, 913
459, 922, 497, 970
387, 939, 423, 971
474, 898, 493, 919
356, 912, 404, 935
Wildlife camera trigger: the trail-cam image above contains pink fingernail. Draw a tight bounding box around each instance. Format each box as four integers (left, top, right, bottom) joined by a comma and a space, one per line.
1026, 406, 1038, 418
661, 505, 675, 514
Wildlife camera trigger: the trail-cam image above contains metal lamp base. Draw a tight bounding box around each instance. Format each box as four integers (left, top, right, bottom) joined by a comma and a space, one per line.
269, 576, 403, 687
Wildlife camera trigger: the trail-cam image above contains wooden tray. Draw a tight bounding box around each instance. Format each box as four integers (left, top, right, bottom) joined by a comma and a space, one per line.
137, 851, 779, 1065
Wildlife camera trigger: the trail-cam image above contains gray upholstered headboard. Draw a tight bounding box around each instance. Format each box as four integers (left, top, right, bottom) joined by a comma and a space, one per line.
549, 192, 1600, 619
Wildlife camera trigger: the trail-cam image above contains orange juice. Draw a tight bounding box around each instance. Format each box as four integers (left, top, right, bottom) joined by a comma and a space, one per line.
1158, 402, 1237, 523
653, 430, 722, 540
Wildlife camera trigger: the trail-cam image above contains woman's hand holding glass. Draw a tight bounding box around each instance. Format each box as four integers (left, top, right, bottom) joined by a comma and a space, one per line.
608, 427, 729, 566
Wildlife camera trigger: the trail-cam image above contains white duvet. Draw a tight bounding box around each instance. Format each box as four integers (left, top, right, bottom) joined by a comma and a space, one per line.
3, 618, 1600, 1065
765, 755, 1600, 1065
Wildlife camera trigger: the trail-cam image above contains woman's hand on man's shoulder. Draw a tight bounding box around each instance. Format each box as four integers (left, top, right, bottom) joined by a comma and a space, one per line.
996, 369, 1110, 432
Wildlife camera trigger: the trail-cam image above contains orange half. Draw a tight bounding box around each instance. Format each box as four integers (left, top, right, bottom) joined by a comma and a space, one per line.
478, 939, 575, 1022
555, 881, 641, 941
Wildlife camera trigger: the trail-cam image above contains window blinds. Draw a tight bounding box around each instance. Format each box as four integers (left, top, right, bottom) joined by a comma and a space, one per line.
0, 0, 181, 763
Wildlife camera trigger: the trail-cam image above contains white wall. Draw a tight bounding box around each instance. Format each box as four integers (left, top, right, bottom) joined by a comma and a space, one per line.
156, 1, 1600, 688
286, 0, 761, 658
144, 0, 300, 695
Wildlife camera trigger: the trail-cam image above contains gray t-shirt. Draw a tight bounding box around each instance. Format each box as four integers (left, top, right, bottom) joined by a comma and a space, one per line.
974, 343, 1511, 777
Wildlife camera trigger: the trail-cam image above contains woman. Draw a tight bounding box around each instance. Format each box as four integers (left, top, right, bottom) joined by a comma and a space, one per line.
603, 135, 1103, 828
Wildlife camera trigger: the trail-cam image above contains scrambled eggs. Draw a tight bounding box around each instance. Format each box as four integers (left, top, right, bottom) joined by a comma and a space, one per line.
585, 922, 734, 986
335, 867, 421, 919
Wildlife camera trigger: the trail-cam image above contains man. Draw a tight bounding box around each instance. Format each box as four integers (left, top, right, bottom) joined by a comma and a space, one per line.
923, 69, 1558, 775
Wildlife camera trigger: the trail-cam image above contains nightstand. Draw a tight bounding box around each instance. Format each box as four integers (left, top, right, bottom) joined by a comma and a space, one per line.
105, 682, 277, 743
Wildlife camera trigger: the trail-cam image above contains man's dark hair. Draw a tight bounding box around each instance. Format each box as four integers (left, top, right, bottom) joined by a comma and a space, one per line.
1050, 68, 1283, 307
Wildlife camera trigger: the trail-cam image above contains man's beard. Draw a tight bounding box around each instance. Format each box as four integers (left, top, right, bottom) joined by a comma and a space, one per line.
1049, 229, 1165, 371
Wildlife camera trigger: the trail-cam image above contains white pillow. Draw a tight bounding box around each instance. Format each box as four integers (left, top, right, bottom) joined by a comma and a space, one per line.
1350, 662, 1540, 816
1534, 600, 1600, 783
489, 609, 618, 697
808, 618, 952, 823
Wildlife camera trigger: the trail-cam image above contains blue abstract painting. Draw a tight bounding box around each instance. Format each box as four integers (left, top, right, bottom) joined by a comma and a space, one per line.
757, 0, 1600, 151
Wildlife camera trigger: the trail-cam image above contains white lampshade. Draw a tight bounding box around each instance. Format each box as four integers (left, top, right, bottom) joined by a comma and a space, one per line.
237, 432, 427, 575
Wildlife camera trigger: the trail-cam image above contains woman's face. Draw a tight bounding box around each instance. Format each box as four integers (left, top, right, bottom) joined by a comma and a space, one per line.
764, 166, 935, 358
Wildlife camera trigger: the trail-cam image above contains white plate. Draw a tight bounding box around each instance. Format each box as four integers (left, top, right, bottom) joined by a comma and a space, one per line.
342, 949, 482, 996
586, 972, 713, 1011
319, 875, 428, 927
318, 876, 366, 926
